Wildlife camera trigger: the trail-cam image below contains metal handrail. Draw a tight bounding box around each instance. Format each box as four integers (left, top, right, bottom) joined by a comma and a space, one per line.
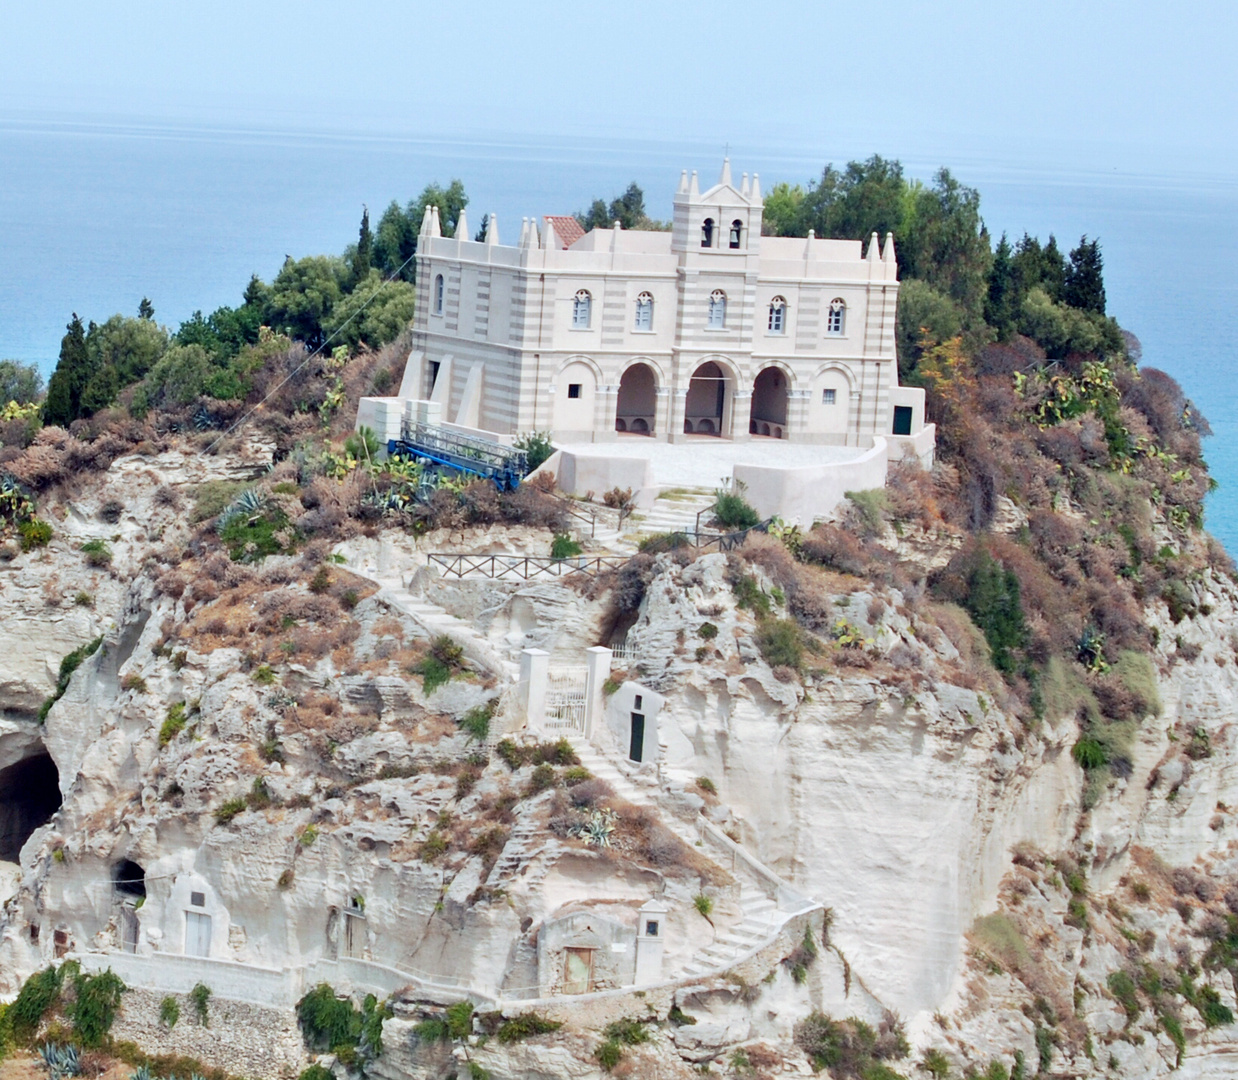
426, 552, 627, 580
389, 421, 528, 490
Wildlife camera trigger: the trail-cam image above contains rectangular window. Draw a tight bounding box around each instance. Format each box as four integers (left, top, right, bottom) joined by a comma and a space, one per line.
822, 388, 836, 405
634, 694, 642, 710
190, 891, 205, 907
645, 920, 659, 937
567, 384, 582, 400
428, 360, 440, 392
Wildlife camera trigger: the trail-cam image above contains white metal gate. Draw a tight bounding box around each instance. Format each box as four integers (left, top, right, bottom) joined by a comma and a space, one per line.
545, 671, 587, 735
185, 911, 212, 957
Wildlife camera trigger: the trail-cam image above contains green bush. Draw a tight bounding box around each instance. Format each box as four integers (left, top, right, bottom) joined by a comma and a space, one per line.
526, 763, 557, 796
79, 538, 113, 567
299, 1067, 334, 1080
159, 702, 188, 747
297, 983, 359, 1051
214, 797, 246, 824
68, 967, 126, 1047
595, 1038, 623, 1071
219, 506, 293, 563
550, 532, 583, 559
38, 636, 104, 723
1073, 738, 1108, 770
696, 776, 717, 795
459, 700, 496, 742
756, 618, 803, 669
446, 1000, 475, 1038
959, 547, 1027, 675
712, 490, 760, 530
159, 995, 180, 1029
10, 965, 65, 1043
514, 431, 555, 473
698, 622, 718, 640
18, 517, 52, 550
495, 1012, 562, 1043
252, 665, 277, 684
1113, 650, 1163, 717
1195, 984, 1234, 1027
189, 982, 211, 1027
693, 894, 713, 918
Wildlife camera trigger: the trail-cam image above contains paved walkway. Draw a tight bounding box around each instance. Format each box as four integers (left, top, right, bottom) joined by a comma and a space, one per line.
558, 436, 865, 489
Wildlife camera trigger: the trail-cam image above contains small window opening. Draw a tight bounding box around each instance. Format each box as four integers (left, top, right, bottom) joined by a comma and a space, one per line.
428, 359, 440, 391
433, 273, 444, 315
567, 383, 582, 399
634, 694, 642, 709
707, 290, 726, 329
827, 298, 846, 335
701, 218, 714, 248
190, 890, 205, 908
729, 219, 743, 249
823, 388, 836, 405
572, 290, 592, 329
768, 297, 786, 334
635, 292, 653, 331
645, 920, 659, 937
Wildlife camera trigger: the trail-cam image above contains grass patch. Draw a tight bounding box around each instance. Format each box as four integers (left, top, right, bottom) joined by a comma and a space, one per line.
973, 912, 1030, 973
214, 797, 246, 824
192, 480, 247, 523
159, 702, 188, 747
495, 1012, 562, 1043
755, 618, 802, 668
19, 517, 53, 550
219, 506, 294, 563
80, 538, 113, 567
38, 635, 104, 722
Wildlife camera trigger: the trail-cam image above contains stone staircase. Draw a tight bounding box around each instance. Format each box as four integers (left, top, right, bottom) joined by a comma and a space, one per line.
568, 738, 655, 807
678, 885, 782, 979
632, 488, 717, 537
485, 819, 541, 886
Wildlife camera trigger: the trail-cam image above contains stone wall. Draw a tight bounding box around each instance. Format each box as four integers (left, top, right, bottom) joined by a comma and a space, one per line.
110, 986, 307, 1078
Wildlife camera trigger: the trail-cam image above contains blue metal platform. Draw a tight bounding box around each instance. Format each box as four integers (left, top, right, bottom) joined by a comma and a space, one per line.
387, 421, 528, 491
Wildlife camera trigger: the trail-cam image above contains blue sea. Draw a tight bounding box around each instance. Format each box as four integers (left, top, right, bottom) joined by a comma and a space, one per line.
1, 119, 1236, 549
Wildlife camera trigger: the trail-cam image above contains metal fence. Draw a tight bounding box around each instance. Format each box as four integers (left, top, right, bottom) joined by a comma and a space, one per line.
427, 553, 627, 580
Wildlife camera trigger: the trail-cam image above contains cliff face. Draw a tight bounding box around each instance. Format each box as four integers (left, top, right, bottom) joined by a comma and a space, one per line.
4, 445, 1238, 1079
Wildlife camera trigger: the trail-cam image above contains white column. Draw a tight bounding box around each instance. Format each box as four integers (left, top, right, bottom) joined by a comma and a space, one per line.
519, 649, 550, 733
634, 899, 669, 985
583, 646, 612, 743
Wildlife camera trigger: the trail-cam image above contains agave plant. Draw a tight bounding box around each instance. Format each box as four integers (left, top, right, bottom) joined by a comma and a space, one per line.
572, 808, 616, 847
215, 487, 268, 531
129, 1066, 155, 1080
38, 1042, 82, 1078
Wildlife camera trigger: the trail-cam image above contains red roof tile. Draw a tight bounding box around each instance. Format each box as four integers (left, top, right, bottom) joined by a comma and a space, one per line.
544, 215, 586, 249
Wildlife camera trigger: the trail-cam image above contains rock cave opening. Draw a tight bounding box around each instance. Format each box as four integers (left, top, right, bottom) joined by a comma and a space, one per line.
0, 751, 62, 861
113, 859, 147, 899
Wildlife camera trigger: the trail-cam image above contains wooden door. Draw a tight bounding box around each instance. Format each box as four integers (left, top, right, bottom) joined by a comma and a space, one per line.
185, 911, 212, 957
563, 947, 593, 994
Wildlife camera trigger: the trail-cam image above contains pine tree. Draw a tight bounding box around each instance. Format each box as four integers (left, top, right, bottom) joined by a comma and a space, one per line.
475, 213, 489, 242
43, 314, 90, 427
985, 234, 1017, 338
1063, 236, 1106, 314
352, 206, 372, 284
138, 297, 154, 320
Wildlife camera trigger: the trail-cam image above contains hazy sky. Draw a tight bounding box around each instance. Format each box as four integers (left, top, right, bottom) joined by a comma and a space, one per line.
2, 1, 1236, 177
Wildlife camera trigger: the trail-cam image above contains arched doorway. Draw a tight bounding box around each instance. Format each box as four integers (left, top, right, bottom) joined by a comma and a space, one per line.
685, 361, 729, 436
750, 367, 788, 438
616, 363, 656, 436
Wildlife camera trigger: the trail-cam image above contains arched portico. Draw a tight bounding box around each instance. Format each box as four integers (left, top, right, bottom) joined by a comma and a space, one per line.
749, 365, 790, 438
615, 362, 658, 435
682, 360, 732, 437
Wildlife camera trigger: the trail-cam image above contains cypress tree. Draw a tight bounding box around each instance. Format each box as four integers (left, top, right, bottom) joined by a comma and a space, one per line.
475, 213, 489, 243
43, 314, 90, 427
352, 206, 372, 284
1040, 235, 1067, 302
138, 297, 154, 320
1063, 236, 1106, 314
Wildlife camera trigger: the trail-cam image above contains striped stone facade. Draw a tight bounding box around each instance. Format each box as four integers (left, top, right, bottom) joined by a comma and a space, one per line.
404, 161, 924, 447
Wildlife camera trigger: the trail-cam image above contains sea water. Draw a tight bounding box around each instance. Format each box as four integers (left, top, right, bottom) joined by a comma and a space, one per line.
1, 120, 1235, 548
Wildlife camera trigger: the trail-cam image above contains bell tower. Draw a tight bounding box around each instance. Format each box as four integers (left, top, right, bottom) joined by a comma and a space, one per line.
671, 158, 764, 259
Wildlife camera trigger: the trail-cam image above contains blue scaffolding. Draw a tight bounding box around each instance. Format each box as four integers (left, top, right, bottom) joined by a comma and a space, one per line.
387, 421, 528, 491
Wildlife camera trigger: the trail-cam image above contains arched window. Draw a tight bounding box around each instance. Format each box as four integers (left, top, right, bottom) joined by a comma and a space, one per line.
826, 298, 846, 336
729, 219, 743, 249
634, 292, 654, 331
433, 274, 444, 315
708, 290, 726, 329
701, 218, 714, 248
572, 289, 592, 329
768, 297, 786, 334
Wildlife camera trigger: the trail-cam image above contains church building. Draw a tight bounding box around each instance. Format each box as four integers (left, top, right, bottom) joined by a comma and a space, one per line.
379, 160, 928, 450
